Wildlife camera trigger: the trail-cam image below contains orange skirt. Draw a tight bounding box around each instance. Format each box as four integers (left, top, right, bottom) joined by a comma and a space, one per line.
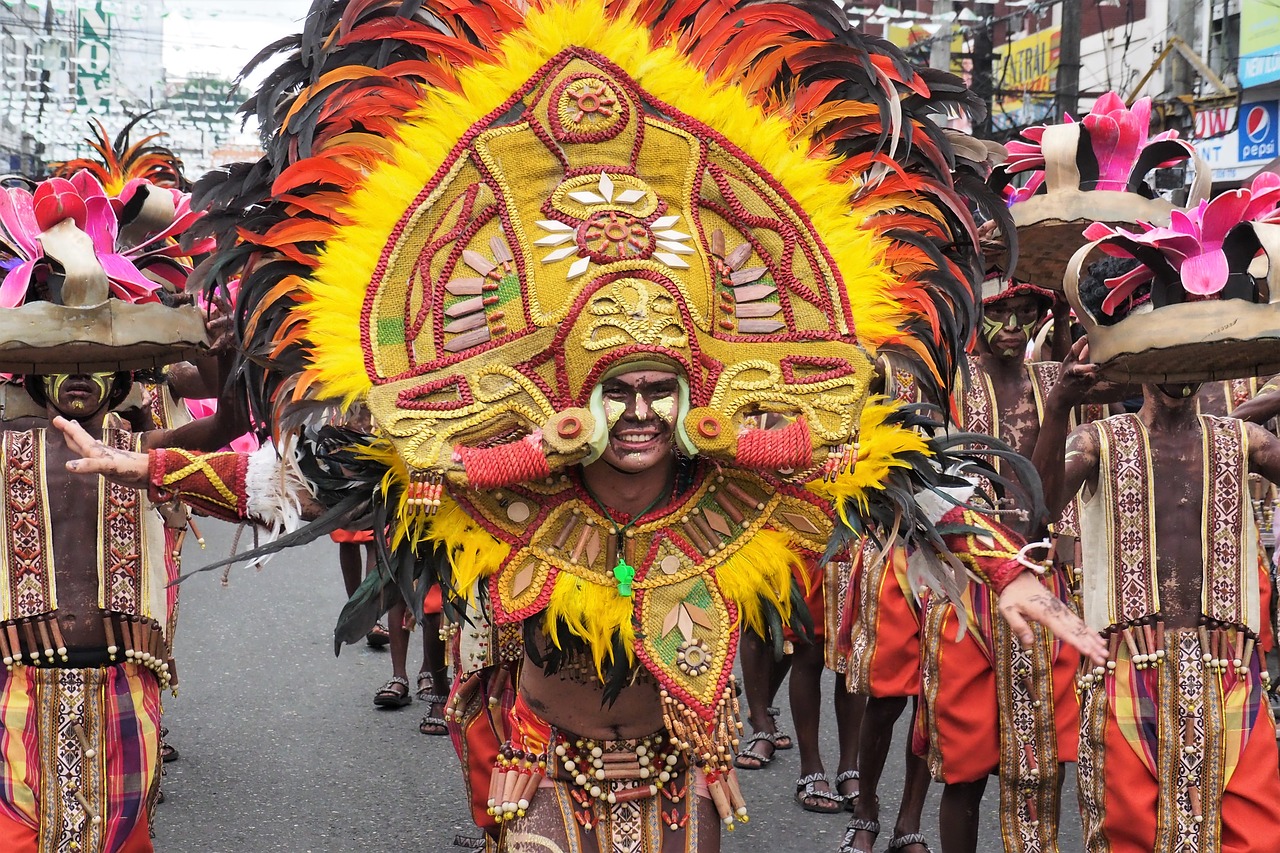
330, 528, 373, 544
423, 583, 444, 616
1085, 689, 1280, 852
917, 591, 1079, 783
845, 544, 921, 697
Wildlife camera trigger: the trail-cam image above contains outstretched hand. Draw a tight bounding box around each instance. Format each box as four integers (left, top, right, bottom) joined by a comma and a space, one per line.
998, 572, 1107, 667
54, 416, 150, 490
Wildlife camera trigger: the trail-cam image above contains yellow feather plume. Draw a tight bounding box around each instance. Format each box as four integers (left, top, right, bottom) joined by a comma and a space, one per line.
302, 0, 907, 403
715, 528, 801, 639
545, 573, 638, 676
807, 397, 932, 528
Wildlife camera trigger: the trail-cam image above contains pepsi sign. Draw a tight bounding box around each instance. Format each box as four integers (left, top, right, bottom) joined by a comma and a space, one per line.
1240, 101, 1279, 162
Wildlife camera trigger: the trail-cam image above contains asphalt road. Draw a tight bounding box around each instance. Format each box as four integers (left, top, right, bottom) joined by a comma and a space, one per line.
154, 519, 1083, 852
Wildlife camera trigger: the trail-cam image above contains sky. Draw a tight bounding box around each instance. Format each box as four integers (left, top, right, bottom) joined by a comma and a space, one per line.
162, 0, 312, 84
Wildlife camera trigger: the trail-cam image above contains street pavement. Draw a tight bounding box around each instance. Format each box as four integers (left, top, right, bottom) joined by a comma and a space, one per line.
154, 519, 1083, 852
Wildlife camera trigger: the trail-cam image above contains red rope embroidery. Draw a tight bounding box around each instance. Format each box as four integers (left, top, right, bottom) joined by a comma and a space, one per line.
457, 437, 552, 490
736, 418, 813, 471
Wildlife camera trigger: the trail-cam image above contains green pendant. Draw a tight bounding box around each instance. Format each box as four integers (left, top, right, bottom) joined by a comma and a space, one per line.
613, 559, 636, 597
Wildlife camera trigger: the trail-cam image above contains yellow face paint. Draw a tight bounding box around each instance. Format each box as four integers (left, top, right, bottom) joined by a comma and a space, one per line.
43, 373, 111, 415
604, 399, 626, 429
650, 394, 675, 424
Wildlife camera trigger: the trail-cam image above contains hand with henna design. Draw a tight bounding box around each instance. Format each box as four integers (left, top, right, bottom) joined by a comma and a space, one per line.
54, 416, 149, 489
997, 572, 1107, 666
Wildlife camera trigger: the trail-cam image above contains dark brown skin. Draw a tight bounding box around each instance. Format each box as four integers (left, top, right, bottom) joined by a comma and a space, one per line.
1222, 379, 1280, 425
973, 294, 1047, 537
1036, 340, 1280, 631
9, 371, 247, 653
519, 369, 679, 740
944, 295, 1052, 853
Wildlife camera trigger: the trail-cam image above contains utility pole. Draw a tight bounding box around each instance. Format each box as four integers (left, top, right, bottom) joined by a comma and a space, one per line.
1056, 0, 1081, 122
971, 0, 997, 138
930, 0, 952, 74
1163, 0, 1196, 138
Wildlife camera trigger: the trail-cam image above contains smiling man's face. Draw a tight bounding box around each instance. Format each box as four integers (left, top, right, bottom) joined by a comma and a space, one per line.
597, 369, 681, 473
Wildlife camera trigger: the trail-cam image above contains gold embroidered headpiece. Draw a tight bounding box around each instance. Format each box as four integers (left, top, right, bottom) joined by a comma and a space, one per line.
208, 0, 991, 496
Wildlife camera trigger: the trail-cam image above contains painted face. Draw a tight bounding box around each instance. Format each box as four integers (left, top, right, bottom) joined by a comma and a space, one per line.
1156, 382, 1201, 400
43, 373, 112, 419
981, 295, 1044, 358
596, 369, 681, 473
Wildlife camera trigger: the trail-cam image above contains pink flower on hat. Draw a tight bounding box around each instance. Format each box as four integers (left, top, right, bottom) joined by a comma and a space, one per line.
1082, 171, 1280, 314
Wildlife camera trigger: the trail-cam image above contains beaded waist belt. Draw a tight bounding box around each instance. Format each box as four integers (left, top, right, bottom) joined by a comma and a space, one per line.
550, 730, 683, 803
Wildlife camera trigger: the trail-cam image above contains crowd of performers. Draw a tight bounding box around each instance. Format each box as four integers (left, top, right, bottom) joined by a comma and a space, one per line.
3, 1, 1280, 852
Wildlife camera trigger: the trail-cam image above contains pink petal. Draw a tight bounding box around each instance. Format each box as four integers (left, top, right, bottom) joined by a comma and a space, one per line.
1137, 228, 1202, 263
68, 171, 108, 201
184, 398, 216, 419
1200, 190, 1251, 247
82, 194, 119, 255
0, 261, 36, 308
1169, 207, 1202, 241
1129, 98, 1153, 145
1113, 115, 1144, 180
1092, 91, 1125, 116
1244, 187, 1280, 222
98, 254, 160, 301
0, 189, 40, 259
1083, 221, 1118, 241
1086, 115, 1127, 189
1100, 267, 1154, 315
1180, 250, 1230, 295
230, 434, 260, 453
1253, 171, 1280, 194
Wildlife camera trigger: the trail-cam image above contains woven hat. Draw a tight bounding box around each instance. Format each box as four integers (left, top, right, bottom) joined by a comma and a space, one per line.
0, 171, 210, 374
1064, 171, 1280, 382
992, 92, 1209, 290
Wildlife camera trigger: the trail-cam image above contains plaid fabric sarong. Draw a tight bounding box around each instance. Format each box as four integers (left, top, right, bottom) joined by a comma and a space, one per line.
0, 662, 160, 852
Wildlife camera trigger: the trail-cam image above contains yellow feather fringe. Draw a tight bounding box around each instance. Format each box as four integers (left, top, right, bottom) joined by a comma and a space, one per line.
807, 397, 933, 528
545, 573, 638, 676
716, 528, 801, 639
368, 478, 806, 679
302, 0, 906, 403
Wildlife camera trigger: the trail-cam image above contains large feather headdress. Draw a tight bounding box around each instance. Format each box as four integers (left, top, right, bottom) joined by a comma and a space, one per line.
196, 0, 991, 512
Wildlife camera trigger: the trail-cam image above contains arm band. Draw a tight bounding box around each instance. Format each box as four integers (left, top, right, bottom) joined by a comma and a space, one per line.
937, 506, 1029, 595
148, 448, 248, 522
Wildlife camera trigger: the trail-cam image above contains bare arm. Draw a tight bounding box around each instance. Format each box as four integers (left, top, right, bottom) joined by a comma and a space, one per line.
164, 361, 217, 400
138, 372, 250, 453
1033, 338, 1103, 519
1247, 421, 1280, 484
1049, 294, 1072, 363
1233, 388, 1280, 425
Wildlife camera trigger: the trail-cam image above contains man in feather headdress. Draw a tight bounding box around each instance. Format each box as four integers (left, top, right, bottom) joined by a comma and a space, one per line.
51, 1, 1106, 851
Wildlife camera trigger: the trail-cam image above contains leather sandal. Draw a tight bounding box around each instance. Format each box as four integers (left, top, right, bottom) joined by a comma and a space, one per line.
419, 693, 449, 735
887, 832, 931, 852
366, 622, 390, 648
839, 817, 880, 853
795, 772, 843, 814
373, 676, 411, 708
733, 731, 777, 769
767, 705, 793, 750
159, 726, 180, 763
834, 769, 860, 811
